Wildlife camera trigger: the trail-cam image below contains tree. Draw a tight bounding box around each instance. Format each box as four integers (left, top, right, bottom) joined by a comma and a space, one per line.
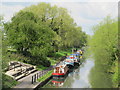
89, 16, 118, 87
4, 2, 87, 66
4, 11, 56, 65
23, 3, 87, 50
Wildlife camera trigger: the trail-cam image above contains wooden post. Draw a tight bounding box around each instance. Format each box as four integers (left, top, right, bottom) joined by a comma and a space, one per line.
37, 73, 38, 79
32, 76, 33, 84
34, 74, 36, 82
42, 71, 45, 76
36, 73, 38, 79
40, 72, 41, 77
38, 73, 39, 78
35, 74, 37, 82
33, 75, 34, 83
39, 72, 40, 77
41, 71, 43, 76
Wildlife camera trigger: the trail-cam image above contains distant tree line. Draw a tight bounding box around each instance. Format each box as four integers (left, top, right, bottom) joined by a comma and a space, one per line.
88, 16, 119, 88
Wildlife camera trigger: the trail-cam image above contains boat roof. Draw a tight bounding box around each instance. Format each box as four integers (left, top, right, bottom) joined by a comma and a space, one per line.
56, 61, 66, 68
70, 53, 80, 56
66, 57, 79, 60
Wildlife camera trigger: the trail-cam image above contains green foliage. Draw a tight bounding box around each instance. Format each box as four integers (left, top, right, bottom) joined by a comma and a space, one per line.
2, 3, 87, 89
2, 73, 18, 88
36, 65, 48, 71
4, 11, 56, 65
89, 16, 118, 88
0, 16, 3, 90
112, 61, 119, 87
23, 2, 87, 49
3, 3, 87, 68
47, 57, 57, 65
36, 50, 72, 71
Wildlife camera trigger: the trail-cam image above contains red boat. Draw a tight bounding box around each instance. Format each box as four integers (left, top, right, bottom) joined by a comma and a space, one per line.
52, 64, 69, 77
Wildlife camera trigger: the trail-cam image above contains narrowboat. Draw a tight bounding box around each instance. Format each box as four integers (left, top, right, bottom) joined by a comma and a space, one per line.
70, 53, 80, 56
71, 53, 81, 59
69, 55, 80, 65
64, 57, 74, 66
78, 50, 83, 55
52, 64, 69, 77
70, 53, 80, 57
70, 55, 80, 62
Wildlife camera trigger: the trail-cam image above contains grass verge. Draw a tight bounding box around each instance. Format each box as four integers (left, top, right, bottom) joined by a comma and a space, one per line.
36, 65, 48, 71
36, 50, 72, 71
37, 70, 53, 82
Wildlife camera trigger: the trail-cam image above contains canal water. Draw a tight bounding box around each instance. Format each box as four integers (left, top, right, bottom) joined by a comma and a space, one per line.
43, 55, 94, 88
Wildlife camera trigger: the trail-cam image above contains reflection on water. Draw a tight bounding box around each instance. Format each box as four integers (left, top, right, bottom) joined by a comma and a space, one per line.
46, 77, 66, 88
43, 56, 94, 88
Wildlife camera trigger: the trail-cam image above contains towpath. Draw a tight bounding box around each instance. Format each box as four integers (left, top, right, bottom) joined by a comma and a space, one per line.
13, 69, 49, 89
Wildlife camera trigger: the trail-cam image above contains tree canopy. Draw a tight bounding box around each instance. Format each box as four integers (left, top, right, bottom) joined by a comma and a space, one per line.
4, 3, 87, 66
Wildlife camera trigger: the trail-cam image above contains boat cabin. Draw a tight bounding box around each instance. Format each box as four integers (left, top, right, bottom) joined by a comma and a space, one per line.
52, 64, 69, 77
53, 65, 68, 74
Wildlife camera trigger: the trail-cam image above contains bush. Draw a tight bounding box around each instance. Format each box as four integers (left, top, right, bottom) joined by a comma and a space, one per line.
2, 74, 18, 89
42, 60, 51, 67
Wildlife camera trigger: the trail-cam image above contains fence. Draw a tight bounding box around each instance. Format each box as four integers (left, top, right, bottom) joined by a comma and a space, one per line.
31, 68, 52, 84
31, 60, 62, 84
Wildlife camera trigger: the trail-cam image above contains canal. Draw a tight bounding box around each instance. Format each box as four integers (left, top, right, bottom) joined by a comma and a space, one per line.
43, 55, 94, 88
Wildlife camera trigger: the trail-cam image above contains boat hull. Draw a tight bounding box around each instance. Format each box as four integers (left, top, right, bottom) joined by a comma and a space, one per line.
66, 64, 74, 69
52, 73, 66, 77
74, 62, 80, 66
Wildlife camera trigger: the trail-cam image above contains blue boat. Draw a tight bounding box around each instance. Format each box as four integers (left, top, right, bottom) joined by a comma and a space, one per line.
70, 53, 80, 56
70, 53, 82, 59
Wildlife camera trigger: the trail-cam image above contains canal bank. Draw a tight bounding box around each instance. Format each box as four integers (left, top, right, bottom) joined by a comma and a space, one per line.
42, 55, 94, 88
34, 50, 84, 88
12, 50, 83, 89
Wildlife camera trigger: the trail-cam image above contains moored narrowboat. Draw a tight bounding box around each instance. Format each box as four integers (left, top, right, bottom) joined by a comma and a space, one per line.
52, 64, 69, 77
78, 50, 83, 55
64, 57, 79, 70
69, 55, 80, 63
71, 53, 82, 59
64, 57, 74, 66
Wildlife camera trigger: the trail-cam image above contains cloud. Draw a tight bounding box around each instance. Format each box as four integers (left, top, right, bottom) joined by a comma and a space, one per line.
2, 0, 120, 2
1, 3, 25, 22
1, 1, 118, 35
50, 2, 118, 35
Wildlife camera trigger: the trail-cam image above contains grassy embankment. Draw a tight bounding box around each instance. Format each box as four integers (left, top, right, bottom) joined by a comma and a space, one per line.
36, 50, 72, 71
37, 70, 53, 82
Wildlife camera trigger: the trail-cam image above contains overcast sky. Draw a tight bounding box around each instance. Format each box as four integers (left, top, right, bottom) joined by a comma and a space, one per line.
1, 0, 119, 35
